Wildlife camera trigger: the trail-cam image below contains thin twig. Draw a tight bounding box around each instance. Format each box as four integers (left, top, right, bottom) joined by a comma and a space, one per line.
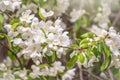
72, 24, 84, 80
80, 26, 91, 32
72, 25, 77, 43
57, 45, 87, 51
112, 11, 120, 26
83, 69, 103, 80
0, 41, 23, 69
79, 67, 83, 80
0, 10, 13, 19
108, 69, 114, 80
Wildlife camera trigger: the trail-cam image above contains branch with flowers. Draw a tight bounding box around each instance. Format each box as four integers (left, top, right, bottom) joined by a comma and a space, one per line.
0, 0, 120, 80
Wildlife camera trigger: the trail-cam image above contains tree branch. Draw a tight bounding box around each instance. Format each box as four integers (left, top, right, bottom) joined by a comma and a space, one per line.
0, 41, 23, 69
108, 69, 114, 80
112, 11, 120, 26
79, 66, 83, 80
83, 69, 103, 80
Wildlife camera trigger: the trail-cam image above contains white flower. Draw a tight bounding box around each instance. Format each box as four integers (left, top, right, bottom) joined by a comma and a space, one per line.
3, 57, 12, 67
22, 43, 41, 55
99, 23, 108, 30
111, 58, 120, 68
16, 3, 38, 17
20, 10, 34, 23
62, 68, 76, 80
70, 9, 85, 22
52, 61, 65, 73
49, 25, 63, 34
30, 65, 40, 78
39, 66, 49, 76
0, 63, 7, 71
40, 8, 54, 18
108, 27, 119, 39
12, 38, 22, 46
4, 24, 12, 32
0, 0, 21, 12
40, 20, 53, 34
47, 33, 56, 48
58, 32, 70, 46
91, 25, 107, 38
33, 30, 46, 44
49, 67, 57, 76
14, 68, 28, 80
26, 3, 38, 13
94, 13, 110, 25
105, 39, 120, 56
53, 0, 69, 16
20, 27, 33, 39
3, 70, 15, 80
31, 17, 40, 30
101, 2, 111, 16
105, 27, 120, 56
87, 56, 99, 67
100, 72, 107, 79
8, 31, 19, 38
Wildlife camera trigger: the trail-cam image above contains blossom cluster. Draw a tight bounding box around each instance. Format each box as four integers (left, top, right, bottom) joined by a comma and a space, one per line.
0, 0, 120, 80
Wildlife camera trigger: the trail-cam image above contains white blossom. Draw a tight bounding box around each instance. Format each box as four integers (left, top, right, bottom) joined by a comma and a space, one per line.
62, 68, 76, 80
40, 8, 54, 18
70, 9, 85, 22
20, 10, 34, 23
14, 68, 28, 80
0, 0, 21, 12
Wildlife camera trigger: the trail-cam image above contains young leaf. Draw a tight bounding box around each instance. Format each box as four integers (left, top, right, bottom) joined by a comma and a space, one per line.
78, 53, 85, 63
97, 42, 103, 53
92, 47, 100, 57
52, 51, 56, 62
66, 55, 77, 69
80, 38, 88, 45
81, 32, 95, 38
0, 13, 4, 31
12, 22, 20, 29
100, 56, 111, 71
103, 43, 111, 57
0, 33, 5, 39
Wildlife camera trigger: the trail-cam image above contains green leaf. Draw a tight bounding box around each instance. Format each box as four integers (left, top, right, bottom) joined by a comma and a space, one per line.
6, 35, 12, 48
67, 55, 77, 69
100, 42, 112, 71
39, 63, 49, 68
70, 44, 78, 48
80, 43, 88, 48
86, 48, 94, 59
80, 38, 88, 44
75, 16, 88, 31
0, 33, 5, 39
0, 13, 4, 31
103, 43, 111, 57
8, 51, 16, 60
10, 18, 19, 24
52, 51, 56, 62
81, 32, 95, 38
42, 76, 47, 80
0, 14, 4, 24
75, 19, 81, 31
76, 38, 81, 43
12, 22, 20, 29
78, 53, 85, 63
100, 56, 111, 71
13, 67, 21, 71
92, 47, 100, 57
97, 42, 103, 53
